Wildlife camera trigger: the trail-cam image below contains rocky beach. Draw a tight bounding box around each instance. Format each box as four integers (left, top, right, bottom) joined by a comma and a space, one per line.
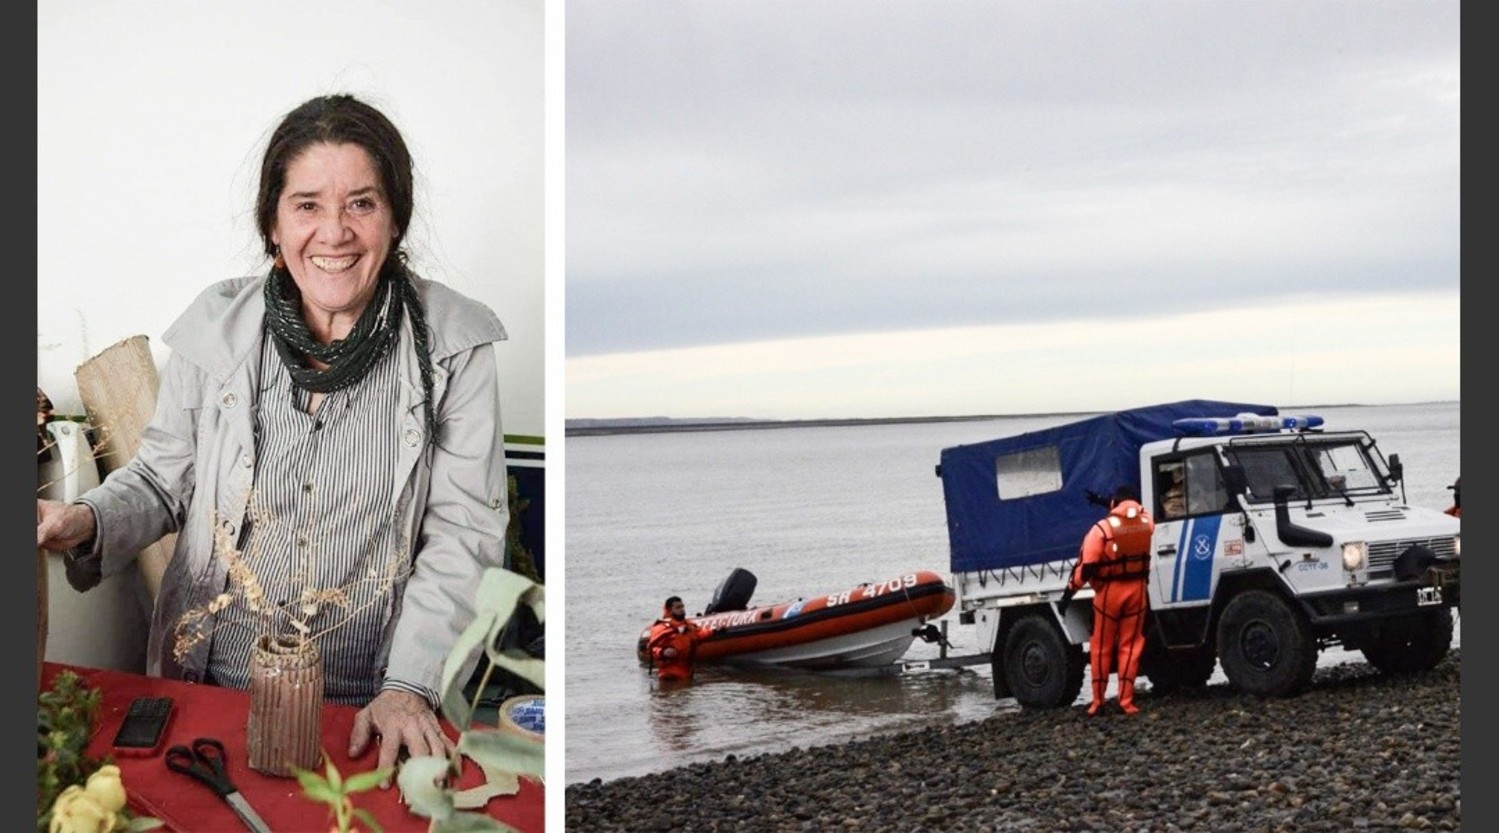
566, 651, 1461, 831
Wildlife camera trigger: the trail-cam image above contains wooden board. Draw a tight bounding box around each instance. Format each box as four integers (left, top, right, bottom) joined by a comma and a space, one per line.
74, 335, 176, 603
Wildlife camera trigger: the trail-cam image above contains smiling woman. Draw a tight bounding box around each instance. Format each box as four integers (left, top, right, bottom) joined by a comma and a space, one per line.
36, 92, 514, 784
272, 143, 396, 337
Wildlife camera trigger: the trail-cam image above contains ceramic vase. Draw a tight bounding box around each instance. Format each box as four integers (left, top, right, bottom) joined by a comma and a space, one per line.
245, 635, 324, 776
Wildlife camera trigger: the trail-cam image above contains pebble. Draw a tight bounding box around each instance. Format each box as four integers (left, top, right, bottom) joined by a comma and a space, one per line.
565, 651, 1460, 831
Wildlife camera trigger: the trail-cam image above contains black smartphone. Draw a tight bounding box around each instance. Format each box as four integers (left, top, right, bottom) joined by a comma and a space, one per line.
111, 696, 175, 757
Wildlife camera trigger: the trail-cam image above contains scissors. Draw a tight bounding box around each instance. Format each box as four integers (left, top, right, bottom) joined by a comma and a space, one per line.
164, 737, 274, 833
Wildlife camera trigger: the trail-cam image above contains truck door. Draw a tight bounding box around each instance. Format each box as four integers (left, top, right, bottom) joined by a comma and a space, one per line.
1149, 452, 1236, 609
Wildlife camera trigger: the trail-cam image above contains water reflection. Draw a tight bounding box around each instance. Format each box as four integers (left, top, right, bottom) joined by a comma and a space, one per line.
640, 662, 1000, 764
645, 677, 708, 753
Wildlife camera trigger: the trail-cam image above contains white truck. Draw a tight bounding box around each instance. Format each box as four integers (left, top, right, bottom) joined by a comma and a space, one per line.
925, 399, 1460, 707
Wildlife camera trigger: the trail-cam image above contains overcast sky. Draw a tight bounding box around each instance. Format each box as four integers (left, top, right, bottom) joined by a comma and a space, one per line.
565, 0, 1459, 420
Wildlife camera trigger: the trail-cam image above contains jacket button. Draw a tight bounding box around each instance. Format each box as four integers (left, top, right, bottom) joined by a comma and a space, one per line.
221, 393, 237, 408
242, 454, 253, 468
404, 428, 421, 447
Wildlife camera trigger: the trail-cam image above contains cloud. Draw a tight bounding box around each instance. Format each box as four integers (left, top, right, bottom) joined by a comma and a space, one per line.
566, 291, 1459, 419
564, 0, 1460, 415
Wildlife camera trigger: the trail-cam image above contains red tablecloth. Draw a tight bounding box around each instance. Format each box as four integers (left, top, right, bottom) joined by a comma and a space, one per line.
43, 662, 544, 833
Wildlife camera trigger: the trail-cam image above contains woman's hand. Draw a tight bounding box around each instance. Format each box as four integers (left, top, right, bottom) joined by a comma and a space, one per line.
348, 689, 457, 788
36, 499, 95, 551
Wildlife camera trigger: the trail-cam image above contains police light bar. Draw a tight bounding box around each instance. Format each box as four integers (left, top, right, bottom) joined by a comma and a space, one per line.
1173, 413, 1324, 436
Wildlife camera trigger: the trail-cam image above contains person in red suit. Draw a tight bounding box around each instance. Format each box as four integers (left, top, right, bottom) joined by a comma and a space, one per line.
1066, 486, 1155, 716
646, 596, 715, 682
1444, 477, 1460, 518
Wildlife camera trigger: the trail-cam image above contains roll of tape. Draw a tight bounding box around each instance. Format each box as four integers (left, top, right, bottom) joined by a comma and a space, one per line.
498, 696, 544, 744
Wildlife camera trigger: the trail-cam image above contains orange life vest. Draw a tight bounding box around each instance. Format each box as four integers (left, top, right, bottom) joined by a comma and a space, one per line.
1091, 502, 1154, 582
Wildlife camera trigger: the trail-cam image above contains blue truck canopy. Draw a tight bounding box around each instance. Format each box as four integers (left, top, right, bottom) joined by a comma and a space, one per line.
938, 400, 1279, 573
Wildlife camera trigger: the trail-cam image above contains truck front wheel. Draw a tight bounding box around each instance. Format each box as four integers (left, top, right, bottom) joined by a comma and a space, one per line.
998, 614, 1084, 708
1143, 641, 1217, 696
1360, 607, 1453, 674
1216, 590, 1317, 698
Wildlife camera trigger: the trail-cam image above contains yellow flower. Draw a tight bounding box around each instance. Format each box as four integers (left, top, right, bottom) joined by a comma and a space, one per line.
84, 764, 127, 813
48, 784, 117, 833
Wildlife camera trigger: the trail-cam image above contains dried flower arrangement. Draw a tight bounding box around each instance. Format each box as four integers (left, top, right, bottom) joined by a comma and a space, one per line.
163, 491, 417, 777
169, 496, 410, 662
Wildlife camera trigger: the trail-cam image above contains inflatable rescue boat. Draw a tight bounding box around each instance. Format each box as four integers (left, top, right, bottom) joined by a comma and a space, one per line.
637, 568, 956, 670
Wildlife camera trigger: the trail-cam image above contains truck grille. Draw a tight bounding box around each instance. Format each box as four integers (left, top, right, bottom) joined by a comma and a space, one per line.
1367, 537, 1458, 579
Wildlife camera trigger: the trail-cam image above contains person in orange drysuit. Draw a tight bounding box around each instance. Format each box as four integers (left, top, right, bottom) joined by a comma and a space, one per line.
1444, 477, 1460, 518
1064, 485, 1156, 715
646, 596, 715, 682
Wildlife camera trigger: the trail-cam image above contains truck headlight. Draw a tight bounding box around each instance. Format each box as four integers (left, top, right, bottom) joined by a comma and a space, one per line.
1342, 542, 1367, 571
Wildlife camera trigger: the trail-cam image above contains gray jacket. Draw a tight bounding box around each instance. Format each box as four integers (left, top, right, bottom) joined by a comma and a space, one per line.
67, 275, 510, 698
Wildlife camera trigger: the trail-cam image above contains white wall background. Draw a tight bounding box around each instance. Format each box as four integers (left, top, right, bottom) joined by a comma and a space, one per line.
37, 1, 547, 673
38, 0, 545, 437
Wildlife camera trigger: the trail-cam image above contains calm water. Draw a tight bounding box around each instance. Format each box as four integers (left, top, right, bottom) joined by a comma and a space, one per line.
564, 402, 1460, 785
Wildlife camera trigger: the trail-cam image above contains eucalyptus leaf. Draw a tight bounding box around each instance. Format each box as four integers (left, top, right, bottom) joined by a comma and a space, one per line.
480, 584, 545, 692
486, 651, 545, 694
415, 567, 547, 830
456, 727, 545, 780
440, 568, 545, 727
440, 610, 494, 729
395, 755, 456, 821
476, 569, 545, 623
451, 761, 520, 809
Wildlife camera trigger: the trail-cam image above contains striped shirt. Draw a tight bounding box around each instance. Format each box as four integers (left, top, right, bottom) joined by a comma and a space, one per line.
205, 335, 433, 707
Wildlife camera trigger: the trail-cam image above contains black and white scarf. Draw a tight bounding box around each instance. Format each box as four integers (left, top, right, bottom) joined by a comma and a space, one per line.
263, 260, 438, 444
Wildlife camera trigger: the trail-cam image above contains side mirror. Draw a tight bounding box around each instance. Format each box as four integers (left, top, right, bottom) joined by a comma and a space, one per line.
1386, 453, 1403, 484
1221, 463, 1248, 497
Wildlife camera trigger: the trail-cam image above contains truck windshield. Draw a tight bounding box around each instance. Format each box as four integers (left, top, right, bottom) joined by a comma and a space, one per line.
1226, 434, 1388, 503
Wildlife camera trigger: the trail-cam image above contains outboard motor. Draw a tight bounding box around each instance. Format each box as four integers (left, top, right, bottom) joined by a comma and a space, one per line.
703, 568, 757, 615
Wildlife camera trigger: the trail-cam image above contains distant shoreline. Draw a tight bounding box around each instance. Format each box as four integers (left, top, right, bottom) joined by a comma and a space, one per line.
565, 413, 1032, 437
562, 401, 1452, 437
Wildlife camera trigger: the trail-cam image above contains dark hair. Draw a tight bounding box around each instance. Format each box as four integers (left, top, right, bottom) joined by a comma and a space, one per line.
254, 94, 442, 447
1112, 485, 1139, 504
255, 94, 415, 260
665, 596, 683, 608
